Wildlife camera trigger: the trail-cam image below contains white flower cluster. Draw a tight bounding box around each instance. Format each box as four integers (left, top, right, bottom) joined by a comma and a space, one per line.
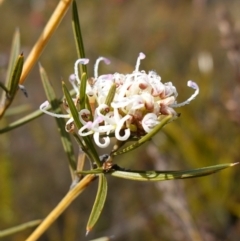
40, 52, 199, 148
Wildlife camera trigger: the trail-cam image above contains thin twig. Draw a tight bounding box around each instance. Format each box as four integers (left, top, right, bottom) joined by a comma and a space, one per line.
25, 174, 95, 241
19, 0, 73, 84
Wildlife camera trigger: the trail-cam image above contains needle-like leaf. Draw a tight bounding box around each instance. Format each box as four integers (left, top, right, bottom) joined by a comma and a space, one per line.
5, 28, 21, 91
0, 109, 44, 134
62, 81, 81, 129
72, 0, 87, 74
40, 65, 76, 174
113, 114, 172, 155
86, 174, 108, 235
79, 72, 88, 111
0, 53, 24, 118
110, 163, 239, 181
104, 83, 116, 106
8, 54, 24, 98
62, 81, 101, 166
0, 219, 42, 238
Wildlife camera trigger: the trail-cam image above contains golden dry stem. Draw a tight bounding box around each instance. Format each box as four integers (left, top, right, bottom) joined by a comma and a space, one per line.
19, 0, 73, 84
25, 174, 95, 241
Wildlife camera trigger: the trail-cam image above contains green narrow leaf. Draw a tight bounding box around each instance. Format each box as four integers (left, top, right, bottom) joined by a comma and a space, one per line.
72, 132, 101, 168
86, 174, 108, 235
5, 28, 21, 90
0, 219, 41, 238
79, 72, 87, 111
77, 168, 104, 175
104, 83, 116, 106
72, 0, 87, 74
110, 163, 238, 181
72, 0, 90, 118
113, 114, 173, 156
0, 54, 24, 118
85, 93, 93, 121
62, 81, 81, 129
71, 0, 101, 166
0, 89, 78, 134
0, 109, 44, 134
4, 104, 31, 116
40, 65, 77, 172
81, 136, 101, 165
62, 81, 101, 167
8, 53, 24, 98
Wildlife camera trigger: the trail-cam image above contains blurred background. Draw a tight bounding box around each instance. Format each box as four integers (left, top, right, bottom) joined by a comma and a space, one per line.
0, 0, 240, 240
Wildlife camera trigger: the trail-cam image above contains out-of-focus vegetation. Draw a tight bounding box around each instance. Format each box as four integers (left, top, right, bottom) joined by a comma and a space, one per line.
0, 0, 240, 240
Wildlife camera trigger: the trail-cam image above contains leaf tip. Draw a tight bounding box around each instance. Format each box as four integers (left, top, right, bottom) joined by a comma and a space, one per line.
230, 162, 239, 167
38, 63, 45, 75
85, 228, 91, 236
